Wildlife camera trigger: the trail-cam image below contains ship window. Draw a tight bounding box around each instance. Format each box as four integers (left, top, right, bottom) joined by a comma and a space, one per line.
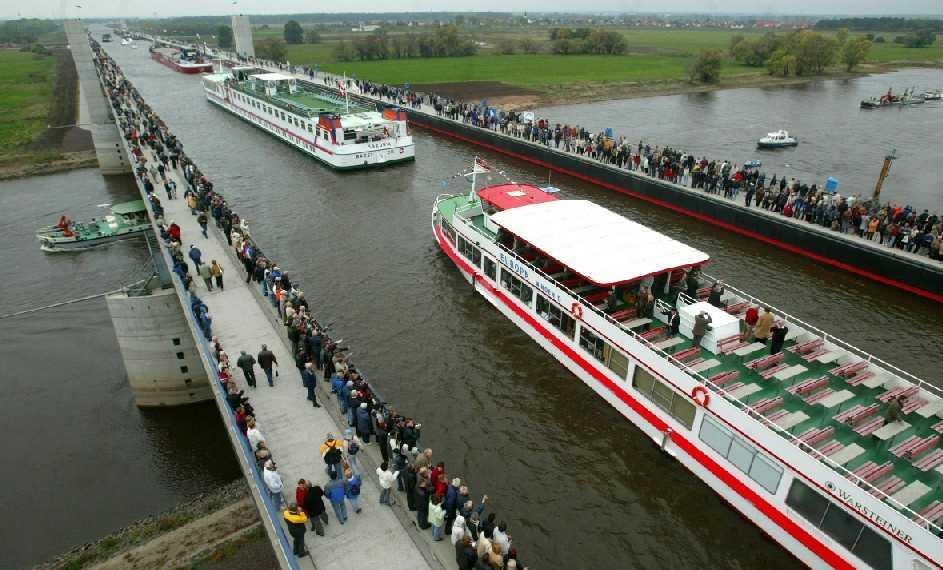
456, 235, 481, 267
484, 257, 496, 280
700, 416, 782, 493
500, 269, 532, 306
578, 327, 605, 361
536, 295, 575, 340
786, 480, 891, 570
632, 366, 696, 429
603, 343, 629, 379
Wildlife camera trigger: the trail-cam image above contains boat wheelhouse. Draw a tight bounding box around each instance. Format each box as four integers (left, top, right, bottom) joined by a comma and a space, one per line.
757, 129, 798, 149
433, 178, 943, 569
150, 46, 213, 74
201, 68, 415, 170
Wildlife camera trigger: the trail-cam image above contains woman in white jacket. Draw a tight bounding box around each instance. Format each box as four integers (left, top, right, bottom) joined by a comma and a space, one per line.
263, 460, 284, 509
450, 514, 466, 546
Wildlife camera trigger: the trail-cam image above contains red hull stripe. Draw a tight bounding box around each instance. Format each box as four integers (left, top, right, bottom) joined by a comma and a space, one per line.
434, 223, 857, 569
416, 119, 943, 305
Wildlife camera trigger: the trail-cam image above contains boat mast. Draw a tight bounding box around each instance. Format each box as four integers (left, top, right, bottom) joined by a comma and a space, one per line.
872, 149, 897, 204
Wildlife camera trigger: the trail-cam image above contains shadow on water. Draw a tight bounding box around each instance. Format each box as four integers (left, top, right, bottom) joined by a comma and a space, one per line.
97, 42, 943, 569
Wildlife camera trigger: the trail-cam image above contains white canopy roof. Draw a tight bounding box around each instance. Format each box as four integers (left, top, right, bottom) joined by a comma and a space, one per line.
490, 200, 709, 286
250, 72, 295, 82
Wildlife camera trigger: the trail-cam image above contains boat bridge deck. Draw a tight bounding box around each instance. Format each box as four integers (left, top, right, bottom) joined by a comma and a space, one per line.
440, 193, 943, 533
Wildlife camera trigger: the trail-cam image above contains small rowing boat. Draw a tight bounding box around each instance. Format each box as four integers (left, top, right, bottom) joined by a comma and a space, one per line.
37, 200, 152, 252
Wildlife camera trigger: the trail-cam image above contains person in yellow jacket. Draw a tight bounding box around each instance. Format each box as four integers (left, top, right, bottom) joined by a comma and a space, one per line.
283, 504, 309, 557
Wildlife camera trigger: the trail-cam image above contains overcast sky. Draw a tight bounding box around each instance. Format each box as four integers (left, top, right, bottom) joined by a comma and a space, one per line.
6, 0, 942, 20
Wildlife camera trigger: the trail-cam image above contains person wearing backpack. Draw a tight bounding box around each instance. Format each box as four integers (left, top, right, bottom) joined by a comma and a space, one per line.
345, 430, 362, 476
324, 471, 348, 524
320, 434, 343, 478
345, 468, 362, 514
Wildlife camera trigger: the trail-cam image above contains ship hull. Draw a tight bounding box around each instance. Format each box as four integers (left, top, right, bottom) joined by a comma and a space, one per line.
151, 51, 212, 74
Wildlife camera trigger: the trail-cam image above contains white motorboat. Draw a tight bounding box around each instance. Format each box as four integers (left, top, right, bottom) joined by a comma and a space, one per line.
757, 130, 798, 149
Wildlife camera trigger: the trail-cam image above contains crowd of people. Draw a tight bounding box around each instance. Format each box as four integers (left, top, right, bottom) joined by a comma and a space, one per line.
94, 39, 530, 569
233, 52, 943, 264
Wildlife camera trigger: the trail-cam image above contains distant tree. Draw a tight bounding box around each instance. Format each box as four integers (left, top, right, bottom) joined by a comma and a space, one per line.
305, 29, 321, 44
454, 15, 465, 26
689, 49, 723, 83
874, 35, 886, 43
842, 36, 872, 71
283, 20, 304, 45
835, 27, 850, 47
729, 33, 746, 54
216, 25, 233, 49
519, 37, 541, 54
585, 29, 627, 55
766, 48, 796, 76
792, 30, 838, 75
255, 38, 287, 63
333, 39, 354, 62
496, 38, 517, 55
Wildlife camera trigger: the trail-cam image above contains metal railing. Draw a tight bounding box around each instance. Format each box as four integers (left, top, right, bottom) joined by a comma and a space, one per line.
444, 196, 943, 535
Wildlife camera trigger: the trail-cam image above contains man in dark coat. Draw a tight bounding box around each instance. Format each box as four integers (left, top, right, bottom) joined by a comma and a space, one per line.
302, 363, 320, 407
769, 321, 789, 355
303, 484, 329, 536
257, 344, 278, 387
236, 351, 257, 388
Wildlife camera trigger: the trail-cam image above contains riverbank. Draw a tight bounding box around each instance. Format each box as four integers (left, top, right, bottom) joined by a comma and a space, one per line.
36, 480, 259, 570
0, 45, 95, 179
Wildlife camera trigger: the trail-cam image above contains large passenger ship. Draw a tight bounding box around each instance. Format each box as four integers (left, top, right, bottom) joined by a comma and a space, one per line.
432, 170, 943, 569
202, 68, 414, 170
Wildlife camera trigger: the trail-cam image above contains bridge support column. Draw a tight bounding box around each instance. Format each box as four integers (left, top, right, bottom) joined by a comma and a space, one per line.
106, 281, 212, 407
64, 20, 130, 175
231, 15, 255, 58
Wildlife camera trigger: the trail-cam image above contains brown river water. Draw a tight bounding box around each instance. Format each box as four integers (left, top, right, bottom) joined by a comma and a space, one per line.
3, 39, 942, 568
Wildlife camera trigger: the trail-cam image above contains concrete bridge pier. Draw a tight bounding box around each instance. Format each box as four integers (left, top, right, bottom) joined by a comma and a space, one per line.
64, 20, 130, 175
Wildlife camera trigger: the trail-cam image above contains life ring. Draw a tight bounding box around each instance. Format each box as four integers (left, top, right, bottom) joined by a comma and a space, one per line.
692, 385, 710, 408
570, 302, 583, 320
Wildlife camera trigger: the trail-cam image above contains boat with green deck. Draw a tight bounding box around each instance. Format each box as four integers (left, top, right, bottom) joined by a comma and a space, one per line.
38, 200, 152, 252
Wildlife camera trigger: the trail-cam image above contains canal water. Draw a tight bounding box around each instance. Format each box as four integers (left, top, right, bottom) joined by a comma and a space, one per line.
0, 170, 240, 568
536, 67, 943, 211
9, 39, 939, 568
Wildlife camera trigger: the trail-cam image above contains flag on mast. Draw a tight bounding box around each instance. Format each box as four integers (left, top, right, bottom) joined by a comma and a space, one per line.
473, 156, 491, 174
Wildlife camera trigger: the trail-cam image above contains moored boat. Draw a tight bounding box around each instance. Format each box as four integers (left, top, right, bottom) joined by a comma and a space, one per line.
757, 129, 798, 149
201, 68, 415, 170
432, 166, 943, 569
861, 88, 925, 109
150, 46, 213, 74
38, 200, 152, 252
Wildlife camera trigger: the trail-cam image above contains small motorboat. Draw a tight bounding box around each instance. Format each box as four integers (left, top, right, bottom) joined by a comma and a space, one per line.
861, 88, 925, 108
923, 89, 942, 101
757, 130, 798, 149
37, 200, 152, 252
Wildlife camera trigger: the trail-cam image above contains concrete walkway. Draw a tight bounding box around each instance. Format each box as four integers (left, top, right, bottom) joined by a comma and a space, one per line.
134, 141, 433, 570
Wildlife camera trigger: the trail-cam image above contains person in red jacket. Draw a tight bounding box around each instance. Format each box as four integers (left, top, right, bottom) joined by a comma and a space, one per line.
742, 305, 759, 341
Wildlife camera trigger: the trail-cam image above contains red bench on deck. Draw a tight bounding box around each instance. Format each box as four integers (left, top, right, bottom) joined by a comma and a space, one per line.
878, 385, 920, 403
766, 409, 790, 422
608, 308, 636, 322
853, 461, 895, 484
846, 371, 876, 387
890, 435, 939, 460
584, 290, 609, 304
854, 416, 886, 436
787, 338, 824, 354
818, 440, 845, 456
745, 352, 785, 371
801, 347, 832, 362
798, 426, 834, 447
751, 397, 784, 415
759, 363, 790, 379
786, 376, 829, 396
914, 501, 943, 528
871, 476, 906, 497
708, 370, 741, 386
725, 302, 749, 315
718, 334, 750, 355
914, 449, 943, 472
673, 346, 701, 362
805, 388, 836, 405
639, 326, 666, 340
834, 404, 880, 426
831, 361, 869, 378
932, 421, 943, 433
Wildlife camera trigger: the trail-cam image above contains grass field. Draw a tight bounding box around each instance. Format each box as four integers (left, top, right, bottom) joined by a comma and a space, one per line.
272, 27, 942, 96
0, 49, 56, 155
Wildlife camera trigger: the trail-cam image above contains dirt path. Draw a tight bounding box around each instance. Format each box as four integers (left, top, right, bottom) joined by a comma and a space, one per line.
90, 498, 259, 570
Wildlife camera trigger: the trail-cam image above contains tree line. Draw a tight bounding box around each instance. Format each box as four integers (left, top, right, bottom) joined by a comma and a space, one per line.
333, 27, 477, 62
815, 17, 943, 32
729, 30, 873, 76
0, 19, 59, 45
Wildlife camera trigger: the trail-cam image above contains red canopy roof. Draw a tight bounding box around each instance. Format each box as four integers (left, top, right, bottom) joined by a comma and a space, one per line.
478, 183, 557, 211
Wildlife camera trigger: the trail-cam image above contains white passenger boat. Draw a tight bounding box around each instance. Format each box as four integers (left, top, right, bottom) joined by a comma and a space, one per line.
433, 167, 943, 569
757, 129, 798, 149
201, 68, 414, 170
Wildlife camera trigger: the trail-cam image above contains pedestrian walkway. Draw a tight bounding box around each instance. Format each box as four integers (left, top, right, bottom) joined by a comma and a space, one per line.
136, 142, 432, 570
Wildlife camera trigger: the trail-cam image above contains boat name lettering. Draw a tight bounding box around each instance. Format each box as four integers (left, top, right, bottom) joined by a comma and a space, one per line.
535, 280, 563, 305
826, 481, 913, 543
498, 253, 529, 279
367, 141, 393, 149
